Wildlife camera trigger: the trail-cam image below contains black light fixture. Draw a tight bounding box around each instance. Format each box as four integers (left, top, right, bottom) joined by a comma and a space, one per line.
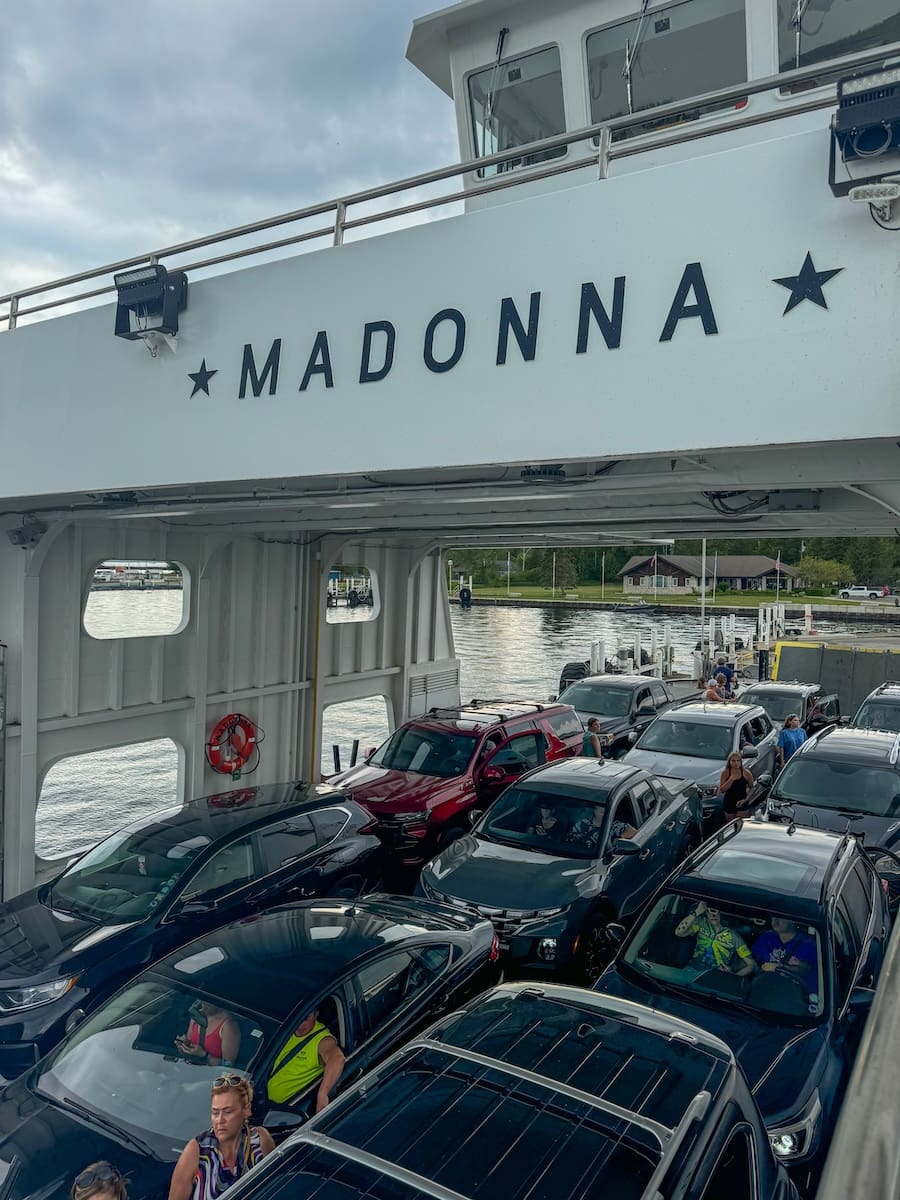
113, 264, 188, 341
829, 62, 900, 197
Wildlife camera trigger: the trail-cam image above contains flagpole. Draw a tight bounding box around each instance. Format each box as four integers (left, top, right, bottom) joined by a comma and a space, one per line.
776, 553, 781, 605
712, 551, 718, 604
699, 538, 707, 683
653, 552, 658, 604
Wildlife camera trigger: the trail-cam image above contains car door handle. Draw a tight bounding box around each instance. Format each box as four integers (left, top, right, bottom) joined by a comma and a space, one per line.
664, 821, 675, 831
639, 848, 651, 860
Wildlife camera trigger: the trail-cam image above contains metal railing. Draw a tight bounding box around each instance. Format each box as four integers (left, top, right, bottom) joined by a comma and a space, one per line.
2, 39, 898, 331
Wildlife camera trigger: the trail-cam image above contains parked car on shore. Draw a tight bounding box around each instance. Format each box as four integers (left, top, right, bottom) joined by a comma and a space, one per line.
838, 586, 884, 600
623, 701, 777, 826
595, 821, 889, 1194
0, 896, 500, 1200
0, 782, 381, 1078
220, 981, 800, 1200
330, 700, 584, 867
554, 673, 678, 758
737, 681, 840, 737
419, 756, 702, 980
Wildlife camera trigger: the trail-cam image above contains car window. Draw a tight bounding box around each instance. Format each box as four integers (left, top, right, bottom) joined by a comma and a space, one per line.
773, 759, 900, 817
267, 992, 347, 1106
545, 708, 583, 740
479, 784, 612, 860
626, 782, 653, 823
650, 682, 669, 708
489, 732, 546, 772
840, 865, 873, 947
739, 690, 800, 725
310, 807, 350, 844
738, 721, 756, 749
556, 682, 631, 716
183, 836, 256, 899
698, 1125, 755, 1200
612, 795, 640, 836
258, 816, 318, 874
832, 904, 860, 1008
854, 700, 900, 733
356, 946, 450, 1035
370, 727, 477, 778
823, 696, 840, 719
636, 718, 733, 761
635, 687, 652, 710
749, 715, 770, 741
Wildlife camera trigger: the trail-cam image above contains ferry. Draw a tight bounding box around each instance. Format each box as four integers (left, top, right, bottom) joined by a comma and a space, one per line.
1, 0, 900, 1191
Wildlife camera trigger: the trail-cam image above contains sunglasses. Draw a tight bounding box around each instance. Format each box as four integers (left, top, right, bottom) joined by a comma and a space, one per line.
212, 1073, 246, 1089
75, 1165, 122, 1190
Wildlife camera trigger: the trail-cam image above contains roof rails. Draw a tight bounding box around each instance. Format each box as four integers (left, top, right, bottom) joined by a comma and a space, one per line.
467, 698, 547, 713
295, 1131, 470, 1200
424, 699, 548, 722
890, 732, 900, 766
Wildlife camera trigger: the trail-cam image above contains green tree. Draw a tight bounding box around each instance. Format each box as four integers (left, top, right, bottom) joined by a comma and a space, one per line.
796, 556, 853, 588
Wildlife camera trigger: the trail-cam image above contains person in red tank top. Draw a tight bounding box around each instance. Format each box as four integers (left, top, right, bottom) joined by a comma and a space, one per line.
174, 1002, 241, 1066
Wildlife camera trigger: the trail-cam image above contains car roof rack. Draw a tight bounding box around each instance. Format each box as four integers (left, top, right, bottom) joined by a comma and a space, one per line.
467, 697, 547, 713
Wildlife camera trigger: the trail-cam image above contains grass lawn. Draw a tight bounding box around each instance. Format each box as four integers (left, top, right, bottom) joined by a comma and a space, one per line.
468, 584, 850, 608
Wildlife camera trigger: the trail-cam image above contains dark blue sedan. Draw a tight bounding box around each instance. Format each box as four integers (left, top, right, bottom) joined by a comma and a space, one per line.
0, 781, 381, 1076
594, 820, 889, 1195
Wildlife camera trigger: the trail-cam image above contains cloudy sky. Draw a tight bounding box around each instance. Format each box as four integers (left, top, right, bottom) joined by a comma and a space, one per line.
1, 1, 458, 295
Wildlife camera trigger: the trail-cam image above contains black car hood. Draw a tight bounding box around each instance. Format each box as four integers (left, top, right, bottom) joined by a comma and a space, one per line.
424, 835, 593, 910
0, 1078, 171, 1200
778, 803, 900, 849
0, 890, 136, 984
597, 970, 828, 1122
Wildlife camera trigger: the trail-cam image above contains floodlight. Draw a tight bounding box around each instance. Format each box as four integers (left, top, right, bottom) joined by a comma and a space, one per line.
114, 263, 188, 341
829, 62, 900, 197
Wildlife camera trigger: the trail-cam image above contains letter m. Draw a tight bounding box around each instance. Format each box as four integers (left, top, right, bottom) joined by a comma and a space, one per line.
239, 338, 282, 398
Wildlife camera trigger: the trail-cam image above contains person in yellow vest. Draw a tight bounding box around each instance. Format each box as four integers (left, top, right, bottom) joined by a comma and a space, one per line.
267, 1010, 345, 1113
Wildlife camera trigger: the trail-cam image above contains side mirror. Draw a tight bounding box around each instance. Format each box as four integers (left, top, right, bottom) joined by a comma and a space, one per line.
848, 986, 876, 1016
547, 694, 557, 702
481, 765, 505, 783
364, 746, 377, 761
466, 808, 481, 827
741, 745, 759, 759
626, 730, 639, 744
173, 899, 216, 920
605, 922, 626, 945
757, 773, 773, 789
636, 706, 656, 719
64, 1008, 86, 1035
262, 1108, 308, 1135
612, 838, 641, 856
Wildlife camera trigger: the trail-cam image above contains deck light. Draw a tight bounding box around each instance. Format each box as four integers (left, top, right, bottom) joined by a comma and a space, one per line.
829, 63, 900, 198
113, 263, 188, 345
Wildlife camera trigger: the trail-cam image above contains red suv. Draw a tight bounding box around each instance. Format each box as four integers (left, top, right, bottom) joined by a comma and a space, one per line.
331, 700, 585, 866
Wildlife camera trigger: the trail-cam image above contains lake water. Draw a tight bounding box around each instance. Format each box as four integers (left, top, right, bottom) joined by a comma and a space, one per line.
33, 594, 868, 859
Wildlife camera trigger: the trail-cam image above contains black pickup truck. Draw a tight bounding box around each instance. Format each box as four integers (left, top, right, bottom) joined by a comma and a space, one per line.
224, 982, 799, 1200
555, 673, 679, 758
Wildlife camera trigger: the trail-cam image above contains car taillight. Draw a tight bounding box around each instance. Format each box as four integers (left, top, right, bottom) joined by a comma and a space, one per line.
356, 804, 378, 834
489, 932, 500, 962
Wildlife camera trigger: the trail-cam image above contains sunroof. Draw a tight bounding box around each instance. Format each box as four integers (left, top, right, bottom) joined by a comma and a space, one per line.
697, 849, 820, 896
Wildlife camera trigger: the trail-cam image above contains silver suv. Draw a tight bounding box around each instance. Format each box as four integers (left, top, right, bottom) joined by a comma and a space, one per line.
623, 701, 777, 825
839, 585, 883, 599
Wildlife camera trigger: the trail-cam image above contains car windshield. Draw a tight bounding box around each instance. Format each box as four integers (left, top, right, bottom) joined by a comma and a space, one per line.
854, 701, 900, 734
556, 683, 630, 717
36, 976, 275, 1159
635, 718, 732, 761
478, 785, 612, 859
773, 758, 900, 817
739, 690, 804, 725
622, 892, 825, 1023
49, 818, 212, 924
370, 727, 477, 778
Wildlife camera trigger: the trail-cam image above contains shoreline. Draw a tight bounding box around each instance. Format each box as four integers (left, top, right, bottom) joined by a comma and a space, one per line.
455, 596, 900, 625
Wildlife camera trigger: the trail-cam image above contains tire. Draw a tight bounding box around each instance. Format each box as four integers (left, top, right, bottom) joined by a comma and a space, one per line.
870, 592, 879, 599
575, 916, 615, 985
840, 592, 850, 599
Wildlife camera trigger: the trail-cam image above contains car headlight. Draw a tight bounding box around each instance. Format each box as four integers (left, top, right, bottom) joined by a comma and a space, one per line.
393, 810, 431, 823
0, 977, 77, 1013
701, 786, 720, 799
769, 1091, 821, 1161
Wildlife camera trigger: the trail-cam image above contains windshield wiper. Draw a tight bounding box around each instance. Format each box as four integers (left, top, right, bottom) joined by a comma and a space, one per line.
58, 1094, 157, 1159
46, 890, 98, 922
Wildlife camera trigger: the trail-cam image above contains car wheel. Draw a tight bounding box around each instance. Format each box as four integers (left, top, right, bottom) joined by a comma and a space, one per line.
870, 592, 880, 599
840, 592, 850, 599
576, 917, 615, 984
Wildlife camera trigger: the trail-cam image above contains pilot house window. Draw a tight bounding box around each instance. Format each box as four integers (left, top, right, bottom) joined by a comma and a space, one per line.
586, 0, 747, 141
468, 46, 566, 177
777, 0, 900, 91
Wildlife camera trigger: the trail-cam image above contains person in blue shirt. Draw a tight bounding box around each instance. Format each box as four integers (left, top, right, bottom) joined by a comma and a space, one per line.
776, 715, 807, 770
752, 918, 818, 992
714, 657, 735, 687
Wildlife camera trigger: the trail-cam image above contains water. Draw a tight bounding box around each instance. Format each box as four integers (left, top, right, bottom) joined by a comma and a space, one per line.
35, 595, 875, 860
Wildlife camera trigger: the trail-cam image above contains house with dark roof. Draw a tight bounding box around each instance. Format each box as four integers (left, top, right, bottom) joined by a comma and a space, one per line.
619, 553, 795, 595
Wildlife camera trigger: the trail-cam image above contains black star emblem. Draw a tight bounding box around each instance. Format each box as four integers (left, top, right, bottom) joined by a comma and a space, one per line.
773, 252, 843, 315
188, 358, 218, 397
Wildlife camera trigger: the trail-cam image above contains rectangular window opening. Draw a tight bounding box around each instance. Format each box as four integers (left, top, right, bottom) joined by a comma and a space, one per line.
586, 0, 747, 143
83, 559, 188, 639
469, 46, 567, 178
777, 0, 900, 93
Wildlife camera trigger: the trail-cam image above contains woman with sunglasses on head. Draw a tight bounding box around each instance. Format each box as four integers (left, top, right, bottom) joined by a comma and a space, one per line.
168, 1075, 274, 1200
71, 1163, 128, 1200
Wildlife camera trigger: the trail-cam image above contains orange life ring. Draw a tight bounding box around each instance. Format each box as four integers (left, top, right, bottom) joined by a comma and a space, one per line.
207, 713, 258, 775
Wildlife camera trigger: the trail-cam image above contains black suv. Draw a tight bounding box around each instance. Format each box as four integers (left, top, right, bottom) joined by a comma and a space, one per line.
221, 982, 799, 1200
420, 757, 702, 980
0, 781, 380, 1077
554, 673, 678, 757
767, 725, 900, 905
738, 681, 840, 736
596, 820, 890, 1193
851, 681, 900, 734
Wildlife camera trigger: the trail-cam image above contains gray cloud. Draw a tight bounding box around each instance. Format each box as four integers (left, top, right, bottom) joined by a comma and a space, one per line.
0, 0, 458, 293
